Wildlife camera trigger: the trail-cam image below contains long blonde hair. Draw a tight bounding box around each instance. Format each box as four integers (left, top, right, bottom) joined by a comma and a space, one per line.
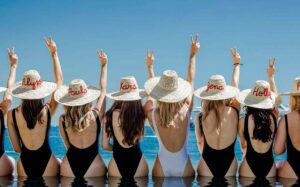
64, 102, 93, 132
157, 100, 184, 128
290, 96, 300, 114
202, 99, 225, 133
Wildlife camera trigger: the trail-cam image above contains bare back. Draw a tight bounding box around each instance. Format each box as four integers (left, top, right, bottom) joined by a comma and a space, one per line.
200, 106, 238, 150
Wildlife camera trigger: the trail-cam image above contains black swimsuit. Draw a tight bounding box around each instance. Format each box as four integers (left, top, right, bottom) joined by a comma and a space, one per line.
284, 115, 300, 178
199, 107, 239, 177
12, 108, 52, 177
110, 123, 142, 178
244, 113, 277, 178
62, 111, 101, 177
0, 110, 5, 158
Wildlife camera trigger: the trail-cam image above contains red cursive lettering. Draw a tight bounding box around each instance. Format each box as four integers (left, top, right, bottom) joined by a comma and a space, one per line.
205, 82, 224, 92
120, 82, 137, 91
68, 85, 87, 96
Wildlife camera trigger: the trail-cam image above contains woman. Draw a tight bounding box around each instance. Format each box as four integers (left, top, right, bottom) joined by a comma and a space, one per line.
237, 59, 278, 178
274, 77, 300, 179
56, 50, 107, 177
7, 38, 63, 177
0, 48, 18, 176
102, 75, 149, 178
143, 35, 199, 177
194, 48, 241, 177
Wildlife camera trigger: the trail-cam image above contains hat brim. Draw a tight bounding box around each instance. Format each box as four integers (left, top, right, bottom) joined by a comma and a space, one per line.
107, 89, 147, 101
237, 89, 277, 109
9, 81, 57, 100
144, 77, 191, 103
0, 87, 6, 93
194, 85, 239, 100
54, 85, 101, 106
280, 92, 300, 96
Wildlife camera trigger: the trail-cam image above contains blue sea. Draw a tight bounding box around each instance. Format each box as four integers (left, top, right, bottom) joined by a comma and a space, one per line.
1, 112, 299, 187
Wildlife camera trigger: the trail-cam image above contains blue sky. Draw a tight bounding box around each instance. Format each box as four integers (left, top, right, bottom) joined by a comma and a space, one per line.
1, 0, 300, 124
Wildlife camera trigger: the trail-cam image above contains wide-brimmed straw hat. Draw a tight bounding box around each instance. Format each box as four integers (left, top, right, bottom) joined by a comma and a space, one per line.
237, 80, 276, 109
280, 77, 300, 96
54, 79, 100, 106
194, 75, 239, 100
144, 70, 191, 103
8, 70, 57, 100
107, 76, 146, 101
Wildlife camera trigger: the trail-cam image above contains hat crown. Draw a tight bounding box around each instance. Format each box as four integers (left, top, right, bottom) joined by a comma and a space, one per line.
120, 76, 139, 93
158, 70, 178, 91
68, 79, 88, 98
205, 75, 226, 94
250, 80, 271, 100
22, 70, 43, 90
292, 77, 300, 93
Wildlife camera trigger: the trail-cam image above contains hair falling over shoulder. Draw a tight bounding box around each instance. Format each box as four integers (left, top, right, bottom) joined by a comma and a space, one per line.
290, 96, 300, 115
201, 100, 225, 133
157, 100, 185, 128
105, 100, 146, 146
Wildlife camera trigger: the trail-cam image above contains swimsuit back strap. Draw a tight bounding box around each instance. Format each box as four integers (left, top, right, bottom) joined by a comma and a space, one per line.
151, 109, 159, 136
284, 114, 289, 138
12, 109, 22, 145
62, 116, 71, 145
46, 108, 51, 136
244, 114, 250, 140
0, 110, 4, 148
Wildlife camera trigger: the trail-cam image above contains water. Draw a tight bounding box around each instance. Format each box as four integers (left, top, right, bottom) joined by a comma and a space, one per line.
1, 123, 298, 186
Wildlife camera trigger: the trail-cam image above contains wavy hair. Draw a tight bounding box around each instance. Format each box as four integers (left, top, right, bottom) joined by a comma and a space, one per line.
63, 102, 93, 132
105, 100, 146, 145
201, 100, 225, 133
245, 106, 274, 143
290, 96, 300, 115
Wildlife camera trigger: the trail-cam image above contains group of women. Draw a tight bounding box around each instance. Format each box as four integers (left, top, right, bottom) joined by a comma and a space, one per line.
0, 35, 299, 180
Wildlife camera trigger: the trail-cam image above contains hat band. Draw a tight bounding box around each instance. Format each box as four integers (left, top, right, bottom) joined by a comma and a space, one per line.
68, 86, 87, 97
22, 78, 43, 90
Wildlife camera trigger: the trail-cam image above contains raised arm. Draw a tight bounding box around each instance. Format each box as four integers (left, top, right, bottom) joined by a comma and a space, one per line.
44, 37, 63, 116
186, 34, 200, 111
95, 50, 108, 120
0, 48, 18, 114
101, 118, 113, 152
230, 48, 241, 88
267, 58, 278, 94
144, 51, 155, 117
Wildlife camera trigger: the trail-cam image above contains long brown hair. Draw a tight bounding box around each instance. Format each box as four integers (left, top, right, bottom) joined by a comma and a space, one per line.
63, 102, 93, 132
20, 99, 45, 129
245, 106, 273, 143
157, 100, 185, 128
105, 100, 146, 145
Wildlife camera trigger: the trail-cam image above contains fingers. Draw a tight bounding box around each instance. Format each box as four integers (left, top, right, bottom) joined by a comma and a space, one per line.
190, 35, 194, 43
230, 48, 234, 56
190, 34, 199, 43
195, 34, 199, 42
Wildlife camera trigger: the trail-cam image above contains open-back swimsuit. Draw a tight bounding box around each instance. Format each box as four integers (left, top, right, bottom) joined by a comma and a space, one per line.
284, 114, 300, 178
244, 113, 277, 177
199, 107, 239, 177
12, 108, 52, 177
110, 122, 142, 178
62, 110, 101, 177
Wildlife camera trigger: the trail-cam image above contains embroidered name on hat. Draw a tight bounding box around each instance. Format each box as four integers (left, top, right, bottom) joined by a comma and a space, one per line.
205, 82, 224, 92
22, 77, 43, 90
68, 86, 87, 96
120, 82, 137, 91
252, 87, 271, 97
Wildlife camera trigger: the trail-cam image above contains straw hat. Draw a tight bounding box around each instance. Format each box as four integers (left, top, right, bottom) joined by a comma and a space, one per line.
144, 70, 191, 103
54, 79, 100, 106
237, 80, 276, 109
107, 76, 147, 101
280, 77, 300, 96
194, 75, 239, 100
9, 70, 56, 100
